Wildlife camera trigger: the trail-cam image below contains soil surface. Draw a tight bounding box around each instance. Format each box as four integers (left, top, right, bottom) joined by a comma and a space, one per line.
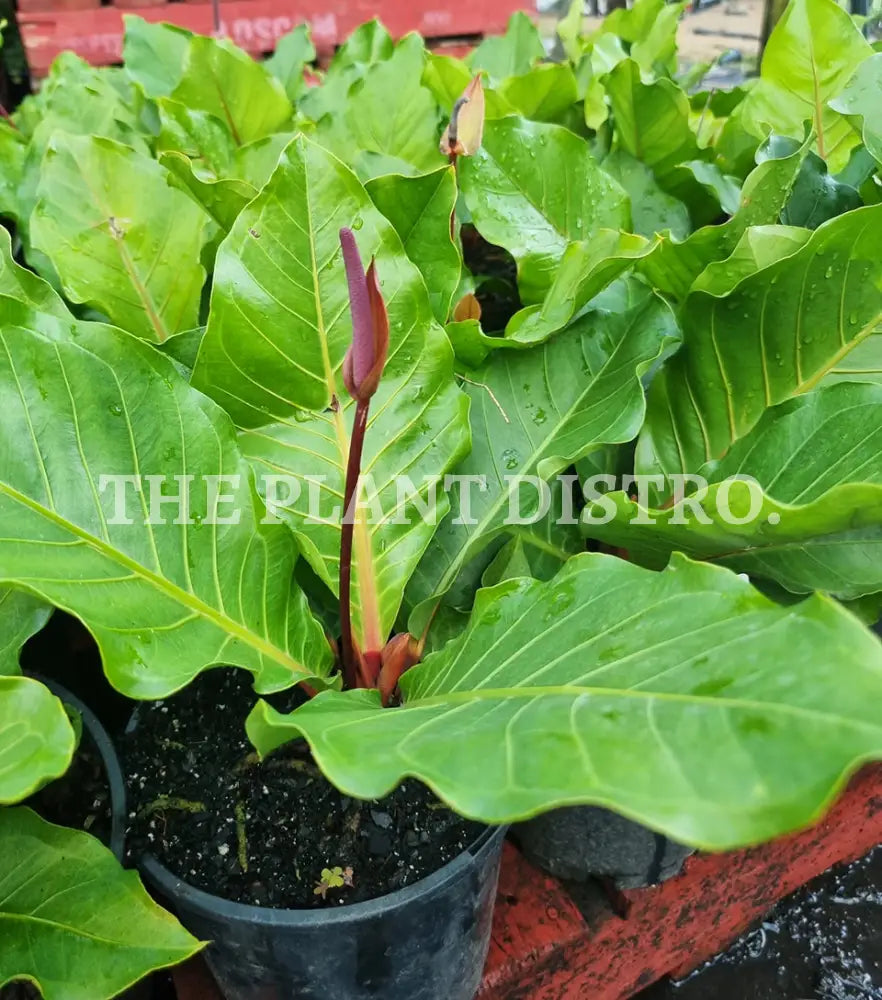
461, 226, 521, 334
28, 726, 114, 847
641, 845, 882, 999
123, 668, 483, 910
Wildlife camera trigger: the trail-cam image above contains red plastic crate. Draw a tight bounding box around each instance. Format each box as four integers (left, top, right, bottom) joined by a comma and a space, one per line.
18, 0, 523, 75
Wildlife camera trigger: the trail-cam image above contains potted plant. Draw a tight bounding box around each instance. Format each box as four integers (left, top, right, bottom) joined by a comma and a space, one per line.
2, 2, 882, 997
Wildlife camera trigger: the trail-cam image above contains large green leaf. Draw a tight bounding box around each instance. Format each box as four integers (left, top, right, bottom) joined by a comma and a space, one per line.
265, 24, 316, 102
768, 141, 863, 229
498, 64, 580, 124
467, 12, 544, 81
601, 150, 691, 241
158, 151, 256, 233
0, 229, 68, 318
0, 123, 26, 224
406, 288, 678, 612
30, 134, 210, 343
739, 0, 872, 171
193, 135, 469, 648
314, 34, 443, 179
170, 36, 292, 145
459, 117, 629, 304
503, 230, 658, 347
366, 166, 460, 324
249, 552, 882, 848
155, 99, 238, 177
638, 203, 882, 492
298, 20, 394, 124
829, 52, 882, 166
0, 678, 74, 802
0, 296, 331, 698
25, 53, 148, 152
0, 591, 51, 677
605, 59, 701, 182
122, 16, 191, 98
587, 382, 882, 598
421, 52, 513, 119
0, 807, 201, 999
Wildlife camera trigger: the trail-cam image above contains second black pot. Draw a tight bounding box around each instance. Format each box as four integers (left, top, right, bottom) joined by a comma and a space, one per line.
140, 823, 505, 1000
515, 806, 692, 889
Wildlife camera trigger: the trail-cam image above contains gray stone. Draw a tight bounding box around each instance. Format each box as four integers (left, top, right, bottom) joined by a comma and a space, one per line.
514, 806, 693, 889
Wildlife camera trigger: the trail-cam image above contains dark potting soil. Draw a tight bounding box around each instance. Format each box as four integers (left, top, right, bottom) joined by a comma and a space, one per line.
28, 726, 114, 847
460, 226, 521, 334
123, 668, 483, 910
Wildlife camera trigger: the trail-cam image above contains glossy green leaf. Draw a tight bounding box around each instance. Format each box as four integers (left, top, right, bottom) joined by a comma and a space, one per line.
498, 64, 580, 124
232, 132, 297, 190
159, 150, 256, 232
601, 150, 691, 240
155, 99, 238, 177
329, 18, 394, 72
31, 54, 147, 146
193, 135, 469, 647
250, 552, 882, 848
637, 204, 882, 493
0, 807, 201, 999
605, 59, 701, 182
468, 12, 544, 81
170, 35, 292, 145
639, 137, 808, 300
629, 0, 686, 77
315, 34, 443, 179
829, 52, 882, 166
0, 678, 73, 802
677, 160, 741, 216
587, 382, 882, 598
459, 117, 629, 304
0, 591, 51, 677
366, 167, 460, 324
265, 24, 316, 102
780, 150, 862, 229
406, 289, 677, 611
823, 332, 882, 385
30, 134, 210, 343
740, 0, 872, 171
122, 16, 191, 98
298, 20, 394, 124
0, 295, 331, 698
0, 123, 25, 224
0, 229, 68, 318
504, 230, 658, 347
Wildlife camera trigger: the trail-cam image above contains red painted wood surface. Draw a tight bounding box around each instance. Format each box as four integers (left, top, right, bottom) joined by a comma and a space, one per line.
169, 765, 882, 999
18, 0, 521, 75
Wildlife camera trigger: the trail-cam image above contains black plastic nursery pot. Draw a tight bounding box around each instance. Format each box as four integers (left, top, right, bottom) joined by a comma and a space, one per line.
514, 805, 692, 889
28, 673, 127, 860
138, 823, 506, 1000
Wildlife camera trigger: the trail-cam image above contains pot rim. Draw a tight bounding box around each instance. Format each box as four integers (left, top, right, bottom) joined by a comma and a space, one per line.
139, 823, 506, 928
28, 671, 127, 861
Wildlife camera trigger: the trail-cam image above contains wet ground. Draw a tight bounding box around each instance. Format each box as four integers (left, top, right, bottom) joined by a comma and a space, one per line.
641, 846, 882, 1000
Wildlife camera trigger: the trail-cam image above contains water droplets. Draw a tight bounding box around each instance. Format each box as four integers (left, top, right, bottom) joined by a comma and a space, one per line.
501, 448, 520, 470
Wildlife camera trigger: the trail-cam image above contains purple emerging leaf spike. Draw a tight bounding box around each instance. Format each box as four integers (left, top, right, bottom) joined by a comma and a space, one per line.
340, 227, 373, 389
